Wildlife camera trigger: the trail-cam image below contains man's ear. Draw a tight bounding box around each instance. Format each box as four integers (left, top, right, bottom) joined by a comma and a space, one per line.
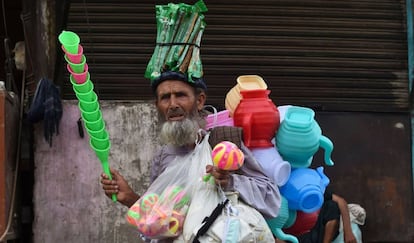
197, 91, 206, 111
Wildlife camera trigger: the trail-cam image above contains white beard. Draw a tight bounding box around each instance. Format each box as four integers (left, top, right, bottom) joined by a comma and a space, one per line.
159, 117, 200, 147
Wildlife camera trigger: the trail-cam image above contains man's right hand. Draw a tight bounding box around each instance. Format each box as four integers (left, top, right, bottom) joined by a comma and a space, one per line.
100, 168, 140, 207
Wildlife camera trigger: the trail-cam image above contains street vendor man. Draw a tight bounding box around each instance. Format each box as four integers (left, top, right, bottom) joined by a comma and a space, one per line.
100, 1, 282, 242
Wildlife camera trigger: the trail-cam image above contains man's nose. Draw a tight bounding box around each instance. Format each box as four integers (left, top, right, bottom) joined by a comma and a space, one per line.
169, 95, 179, 108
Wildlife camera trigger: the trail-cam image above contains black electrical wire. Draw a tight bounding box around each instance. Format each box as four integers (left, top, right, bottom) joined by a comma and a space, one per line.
2, 0, 8, 37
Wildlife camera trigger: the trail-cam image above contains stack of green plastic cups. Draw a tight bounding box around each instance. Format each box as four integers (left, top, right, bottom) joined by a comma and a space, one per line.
58, 30, 116, 202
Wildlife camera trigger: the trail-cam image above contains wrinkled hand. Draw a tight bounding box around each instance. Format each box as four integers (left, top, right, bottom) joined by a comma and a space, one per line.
100, 168, 139, 207
206, 165, 231, 188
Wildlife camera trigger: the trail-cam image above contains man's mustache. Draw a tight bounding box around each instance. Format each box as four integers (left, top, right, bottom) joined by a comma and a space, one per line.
166, 109, 187, 119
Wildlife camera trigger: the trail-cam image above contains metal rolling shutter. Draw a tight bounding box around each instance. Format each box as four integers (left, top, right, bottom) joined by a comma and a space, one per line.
62, 0, 408, 112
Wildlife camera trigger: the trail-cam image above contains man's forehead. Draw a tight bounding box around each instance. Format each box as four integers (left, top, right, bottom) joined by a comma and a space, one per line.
156, 80, 194, 94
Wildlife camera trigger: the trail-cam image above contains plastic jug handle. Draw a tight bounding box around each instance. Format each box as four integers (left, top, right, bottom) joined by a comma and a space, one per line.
320, 135, 334, 166
274, 228, 298, 243
316, 166, 330, 188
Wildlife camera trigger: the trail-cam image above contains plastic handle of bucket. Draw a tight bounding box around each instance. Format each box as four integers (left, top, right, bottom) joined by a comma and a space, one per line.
204, 105, 218, 127
319, 135, 334, 166
274, 228, 298, 243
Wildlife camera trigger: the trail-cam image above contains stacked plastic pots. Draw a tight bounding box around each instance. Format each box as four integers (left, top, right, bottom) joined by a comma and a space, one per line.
224, 75, 338, 242
58, 30, 116, 201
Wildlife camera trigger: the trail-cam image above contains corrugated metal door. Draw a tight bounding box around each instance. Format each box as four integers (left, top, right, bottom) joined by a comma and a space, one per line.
61, 0, 408, 112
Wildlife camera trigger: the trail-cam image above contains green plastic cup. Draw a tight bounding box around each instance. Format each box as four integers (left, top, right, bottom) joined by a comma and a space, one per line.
65, 54, 86, 73
90, 138, 110, 172
92, 150, 116, 202
75, 87, 94, 101
58, 30, 80, 54
89, 135, 116, 202
71, 76, 93, 93
80, 105, 101, 121
90, 130, 110, 150
79, 101, 99, 113
84, 114, 105, 131
86, 123, 106, 139
89, 137, 111, 176
77, 91, 99, 112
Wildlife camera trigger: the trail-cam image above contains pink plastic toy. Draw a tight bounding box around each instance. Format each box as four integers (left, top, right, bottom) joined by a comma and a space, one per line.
126, 204, 142, 226
160, 186, 190, 210
137, 217, 165, 237
136, 206, 186, 238
211, 141, 244, 170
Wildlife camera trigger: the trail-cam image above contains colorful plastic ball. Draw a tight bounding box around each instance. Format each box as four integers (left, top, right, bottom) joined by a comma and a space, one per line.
211, 141, 244, 170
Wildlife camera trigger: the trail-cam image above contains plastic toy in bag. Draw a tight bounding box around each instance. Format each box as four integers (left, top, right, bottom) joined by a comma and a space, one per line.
127, 188, 190, 239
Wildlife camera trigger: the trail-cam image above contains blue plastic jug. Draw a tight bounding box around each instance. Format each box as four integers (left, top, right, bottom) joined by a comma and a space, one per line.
280, 167, 330, 213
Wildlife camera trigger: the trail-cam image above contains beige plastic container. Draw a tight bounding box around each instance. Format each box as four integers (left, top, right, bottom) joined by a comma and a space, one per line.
225, 75, 268, 116
237, 75, 267, 90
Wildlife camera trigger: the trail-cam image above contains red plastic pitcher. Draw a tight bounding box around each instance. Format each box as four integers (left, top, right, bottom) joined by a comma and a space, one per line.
233, 89, 280, 148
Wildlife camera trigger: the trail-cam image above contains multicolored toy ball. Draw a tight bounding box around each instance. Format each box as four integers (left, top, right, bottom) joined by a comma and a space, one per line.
212, 141, 244, 170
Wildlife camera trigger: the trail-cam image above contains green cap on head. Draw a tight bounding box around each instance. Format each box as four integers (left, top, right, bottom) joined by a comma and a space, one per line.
144, 0, 208, 92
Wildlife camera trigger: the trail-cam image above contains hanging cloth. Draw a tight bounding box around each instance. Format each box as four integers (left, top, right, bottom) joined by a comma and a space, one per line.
27, 78, 63, 147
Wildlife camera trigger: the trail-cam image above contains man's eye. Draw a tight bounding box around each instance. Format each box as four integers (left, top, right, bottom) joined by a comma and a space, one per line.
160, 94, 169, 100
176, 92, 187, 97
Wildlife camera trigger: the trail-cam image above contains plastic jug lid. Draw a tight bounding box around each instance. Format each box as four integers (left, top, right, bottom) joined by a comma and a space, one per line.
285, 107, 314, 128
236, 75, 268, 90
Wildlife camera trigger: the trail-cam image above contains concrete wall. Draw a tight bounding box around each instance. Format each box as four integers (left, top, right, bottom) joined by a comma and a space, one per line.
32, 101, 414, 242
33, 100, 159, 243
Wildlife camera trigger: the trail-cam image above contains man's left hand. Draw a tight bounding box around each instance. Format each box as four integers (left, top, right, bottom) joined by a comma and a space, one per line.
206, 165, 230, 188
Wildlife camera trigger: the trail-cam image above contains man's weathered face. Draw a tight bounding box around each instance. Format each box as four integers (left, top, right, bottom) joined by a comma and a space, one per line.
155, 80, 206, 146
